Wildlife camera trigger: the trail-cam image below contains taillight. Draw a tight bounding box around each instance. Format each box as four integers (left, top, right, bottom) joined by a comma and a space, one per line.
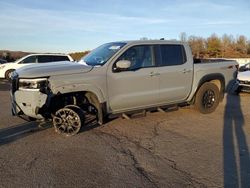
228, 64, 239, 70
235, 64, 239, 71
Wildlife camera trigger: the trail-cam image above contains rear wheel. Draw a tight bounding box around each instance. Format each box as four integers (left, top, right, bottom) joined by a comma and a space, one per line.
194, 82, 220, 114
5, 69, 15, 80
52, 106, 85, 136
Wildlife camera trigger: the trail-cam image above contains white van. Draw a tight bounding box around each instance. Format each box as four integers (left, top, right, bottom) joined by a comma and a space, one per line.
0, 54, 74, 79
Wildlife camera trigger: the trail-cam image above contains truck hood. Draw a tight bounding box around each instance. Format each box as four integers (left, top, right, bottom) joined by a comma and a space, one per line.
16, 61, 93, 78
238, 71, 250, 81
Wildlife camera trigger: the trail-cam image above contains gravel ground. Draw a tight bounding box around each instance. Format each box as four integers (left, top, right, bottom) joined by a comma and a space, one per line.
0, 79, 250, 187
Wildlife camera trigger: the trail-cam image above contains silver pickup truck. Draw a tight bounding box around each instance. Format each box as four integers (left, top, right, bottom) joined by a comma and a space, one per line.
11, 40, 238, 136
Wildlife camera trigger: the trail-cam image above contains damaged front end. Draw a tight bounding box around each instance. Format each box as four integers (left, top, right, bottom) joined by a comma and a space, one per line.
10, 72, 52, 121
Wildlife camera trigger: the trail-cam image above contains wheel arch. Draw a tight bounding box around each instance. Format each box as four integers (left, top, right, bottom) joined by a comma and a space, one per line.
51, 84, 106, 103
5, 69, 16, 79
42, 89, 107, 124
192, 73, 226, 103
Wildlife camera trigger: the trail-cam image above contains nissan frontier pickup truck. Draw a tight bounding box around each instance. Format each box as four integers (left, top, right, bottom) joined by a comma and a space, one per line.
10, 40, 238, 136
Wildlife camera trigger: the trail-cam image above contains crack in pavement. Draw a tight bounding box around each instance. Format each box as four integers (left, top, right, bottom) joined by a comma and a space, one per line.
121, 148, 159, 188
92, 129, 159, 187
23, 157, 38, 170
92, 127, 207, 187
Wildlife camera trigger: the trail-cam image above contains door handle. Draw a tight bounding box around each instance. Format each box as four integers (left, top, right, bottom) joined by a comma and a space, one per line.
182, 69, 192, 74
149, 72, 160, 77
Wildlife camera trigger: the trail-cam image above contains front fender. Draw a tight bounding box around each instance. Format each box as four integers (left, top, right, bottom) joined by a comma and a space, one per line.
50, 83, 106, 103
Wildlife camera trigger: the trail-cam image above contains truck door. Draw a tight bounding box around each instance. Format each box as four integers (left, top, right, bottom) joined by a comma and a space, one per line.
107, 45, 159, 113
157, 44, 193, 104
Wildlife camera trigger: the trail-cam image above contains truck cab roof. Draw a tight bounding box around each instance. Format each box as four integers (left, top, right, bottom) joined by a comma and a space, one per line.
117, 40, 187, 46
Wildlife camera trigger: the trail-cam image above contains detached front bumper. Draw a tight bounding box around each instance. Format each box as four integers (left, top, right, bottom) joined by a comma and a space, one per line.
11, 90, 48, 119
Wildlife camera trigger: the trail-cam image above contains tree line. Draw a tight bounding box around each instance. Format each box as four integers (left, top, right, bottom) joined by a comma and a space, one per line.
180, 33, 250, 58
69, 51, 90, 61
1, 33, 250, 61
71, 34, 250, 61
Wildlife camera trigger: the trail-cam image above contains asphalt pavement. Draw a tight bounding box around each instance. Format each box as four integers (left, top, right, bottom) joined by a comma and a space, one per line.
0, 79, 250, 187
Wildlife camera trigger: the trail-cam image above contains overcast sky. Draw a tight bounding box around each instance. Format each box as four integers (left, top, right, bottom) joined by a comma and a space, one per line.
0, 0, 249, 53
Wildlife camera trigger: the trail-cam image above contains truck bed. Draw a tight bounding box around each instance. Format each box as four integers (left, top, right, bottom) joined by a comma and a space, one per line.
196, 59, 237, 88
186, 59, 238, 102
194, 58, 234, 64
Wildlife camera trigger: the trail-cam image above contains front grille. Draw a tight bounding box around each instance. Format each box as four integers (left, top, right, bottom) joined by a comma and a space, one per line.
11, 74, 19, 93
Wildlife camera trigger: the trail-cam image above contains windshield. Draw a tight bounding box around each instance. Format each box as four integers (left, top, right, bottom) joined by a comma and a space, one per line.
14, 56, 26, 63
14, 58, 20, 63
80, 42, 126, 66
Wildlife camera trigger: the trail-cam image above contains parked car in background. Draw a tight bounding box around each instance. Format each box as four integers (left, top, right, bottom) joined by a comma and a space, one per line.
0, 54, 74, 79
0, 58, 7, 64
239, 62, 250, 72
237, 62, 250, 93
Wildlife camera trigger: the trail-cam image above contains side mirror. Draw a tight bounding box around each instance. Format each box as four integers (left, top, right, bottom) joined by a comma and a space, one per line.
115, 60, 131, 71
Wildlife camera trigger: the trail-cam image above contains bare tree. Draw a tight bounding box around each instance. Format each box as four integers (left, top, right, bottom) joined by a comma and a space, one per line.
206, 34, 222, 58
188, 36, 206, 58
179, 32, 187, 42
235, 35, 247, 57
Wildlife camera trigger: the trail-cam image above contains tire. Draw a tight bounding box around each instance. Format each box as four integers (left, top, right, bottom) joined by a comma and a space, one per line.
52, 106, 85, 136
5, 69, 15, 80
194, 82, 220, 114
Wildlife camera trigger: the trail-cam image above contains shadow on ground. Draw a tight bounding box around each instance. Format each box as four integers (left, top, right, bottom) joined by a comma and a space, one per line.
0, 79, 10, 91
0, 114, 103, 146
224, 93, 250, 187
0, 122, 51, 146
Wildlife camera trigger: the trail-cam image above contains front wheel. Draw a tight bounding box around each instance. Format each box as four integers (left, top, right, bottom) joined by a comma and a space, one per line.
194, 82, 220, 114
52, 106, 85, 136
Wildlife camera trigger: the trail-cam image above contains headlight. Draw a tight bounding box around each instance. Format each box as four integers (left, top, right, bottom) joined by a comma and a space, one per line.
0, 65, 6, 69
19, 78, 49, 91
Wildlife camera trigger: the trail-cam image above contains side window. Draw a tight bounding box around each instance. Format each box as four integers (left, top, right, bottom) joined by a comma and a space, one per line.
160, 45, 187, 66
20, 56, 37, 64
38, 56, 52, 63
53, 56, 70, 61
116, 45, 155, 71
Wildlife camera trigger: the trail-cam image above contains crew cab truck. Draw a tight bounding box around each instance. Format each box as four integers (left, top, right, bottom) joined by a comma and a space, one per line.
10, 40, 238, 136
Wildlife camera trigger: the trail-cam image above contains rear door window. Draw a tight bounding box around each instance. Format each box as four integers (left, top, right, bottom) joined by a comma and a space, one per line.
53, 56, 70, 61
38, 55, 53, 63
159, 45, 187, 66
